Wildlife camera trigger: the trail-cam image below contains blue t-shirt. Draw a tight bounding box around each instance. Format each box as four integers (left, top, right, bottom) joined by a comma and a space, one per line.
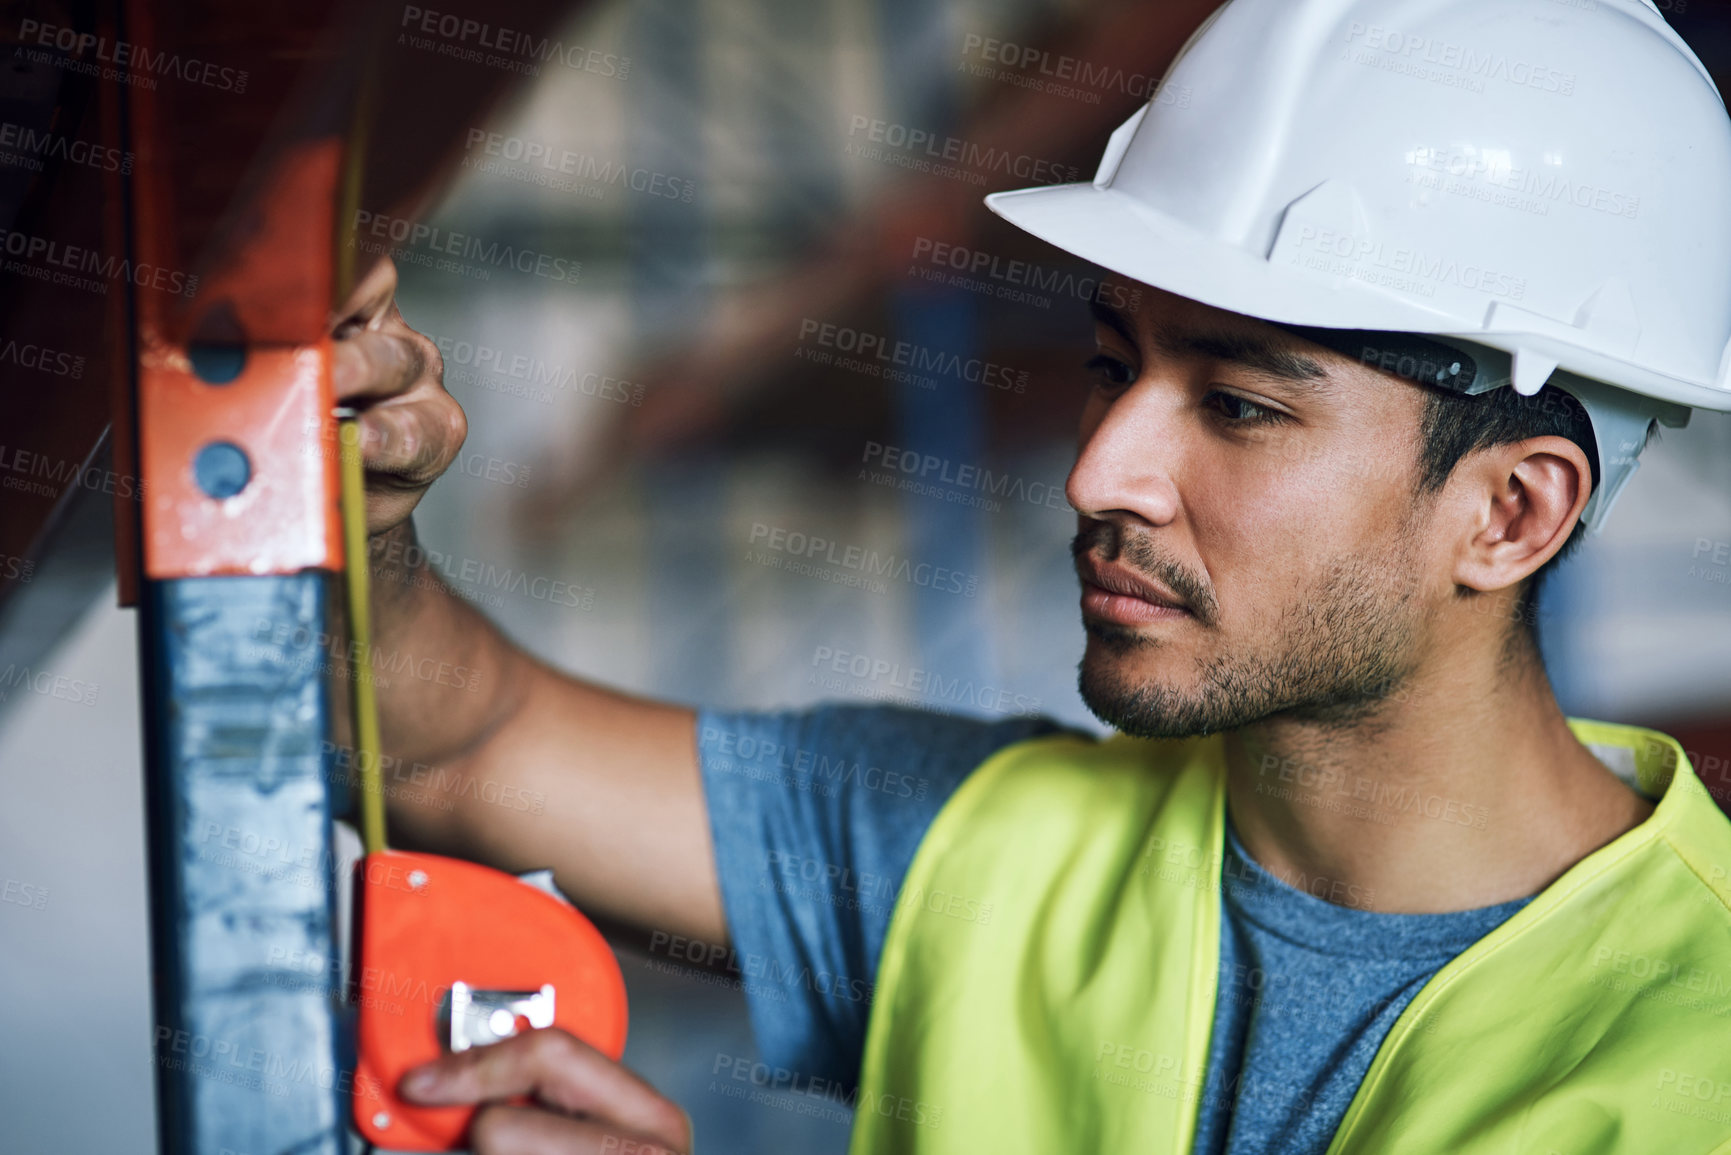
1190, 821, 1531, 1155
695, 702, 1532, 1153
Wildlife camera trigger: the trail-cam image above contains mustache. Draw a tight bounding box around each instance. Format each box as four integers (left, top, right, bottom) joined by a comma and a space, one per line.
1070, 522, 1215, 624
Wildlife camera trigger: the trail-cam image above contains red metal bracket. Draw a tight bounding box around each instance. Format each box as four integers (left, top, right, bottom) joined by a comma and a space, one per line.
127, 38, 347, 579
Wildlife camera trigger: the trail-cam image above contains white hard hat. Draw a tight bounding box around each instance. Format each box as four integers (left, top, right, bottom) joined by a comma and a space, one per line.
984, 0, 1731, 533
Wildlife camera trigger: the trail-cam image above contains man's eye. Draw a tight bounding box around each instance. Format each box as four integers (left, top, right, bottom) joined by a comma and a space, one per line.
1084, 354, 1135, 390
1206, 390, 1287, 426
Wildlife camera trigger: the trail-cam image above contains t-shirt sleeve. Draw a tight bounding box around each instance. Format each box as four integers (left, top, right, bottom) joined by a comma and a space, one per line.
695, 701, 1075, 1091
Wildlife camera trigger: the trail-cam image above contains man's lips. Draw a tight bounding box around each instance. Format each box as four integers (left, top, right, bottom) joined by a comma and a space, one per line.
1076, 556, 1192, 626
1076, 557, 1189, 608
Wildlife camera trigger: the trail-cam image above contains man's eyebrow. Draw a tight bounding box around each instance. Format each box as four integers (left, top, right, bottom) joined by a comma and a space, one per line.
1160, 330, 1331, 389
1090, 298, 1332, 390
1089, 299, 1138, 347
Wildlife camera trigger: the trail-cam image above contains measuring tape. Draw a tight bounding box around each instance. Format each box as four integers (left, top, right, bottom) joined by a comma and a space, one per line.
334, 407, 628, 1150
337, 411, 389, 856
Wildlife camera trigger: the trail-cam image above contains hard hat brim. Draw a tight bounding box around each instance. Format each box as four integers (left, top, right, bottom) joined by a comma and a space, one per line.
984, 182, 1728, 413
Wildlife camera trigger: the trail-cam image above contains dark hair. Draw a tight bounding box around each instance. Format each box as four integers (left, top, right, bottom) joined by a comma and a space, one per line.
1281, 326, 1661, 648
1412, 380, 1632, 644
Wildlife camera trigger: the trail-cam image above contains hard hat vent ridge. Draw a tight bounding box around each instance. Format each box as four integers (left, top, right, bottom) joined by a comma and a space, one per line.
984, 0, 1731, 419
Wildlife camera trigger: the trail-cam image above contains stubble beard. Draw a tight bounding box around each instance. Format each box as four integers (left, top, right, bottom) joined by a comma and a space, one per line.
1077, 539, 1424, 740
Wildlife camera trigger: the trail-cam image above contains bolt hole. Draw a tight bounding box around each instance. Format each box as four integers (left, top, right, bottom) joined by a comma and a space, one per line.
194, 442, 251, 499
188, 302, 248, 384
187, 343, 247, 384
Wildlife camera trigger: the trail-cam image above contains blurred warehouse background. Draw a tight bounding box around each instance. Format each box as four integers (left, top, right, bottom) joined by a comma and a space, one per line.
4, 0, 1731, 1151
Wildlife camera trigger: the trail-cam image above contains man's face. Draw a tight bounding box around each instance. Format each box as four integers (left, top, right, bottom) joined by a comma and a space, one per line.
1070, 281, 1441, 738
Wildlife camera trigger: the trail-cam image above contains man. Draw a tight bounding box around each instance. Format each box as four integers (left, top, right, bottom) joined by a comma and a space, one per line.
331, 0, 1731, 1151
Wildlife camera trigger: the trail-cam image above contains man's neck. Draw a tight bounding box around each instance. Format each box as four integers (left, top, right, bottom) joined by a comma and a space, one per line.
1219, 644, 1656, 914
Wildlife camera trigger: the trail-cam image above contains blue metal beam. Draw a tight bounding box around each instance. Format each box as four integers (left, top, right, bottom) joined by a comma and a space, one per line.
138, 574, 346, 1155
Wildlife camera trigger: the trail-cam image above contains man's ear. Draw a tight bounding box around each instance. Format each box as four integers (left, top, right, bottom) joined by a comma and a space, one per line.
1450, 435, 1593, 594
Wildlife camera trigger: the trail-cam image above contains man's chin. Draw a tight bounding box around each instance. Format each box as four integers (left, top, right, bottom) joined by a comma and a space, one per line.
1077, 654, 1216, 740
1080, 617, 1164, 655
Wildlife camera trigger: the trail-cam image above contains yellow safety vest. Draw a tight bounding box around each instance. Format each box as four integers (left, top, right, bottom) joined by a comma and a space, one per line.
849, 718, 1731, 1154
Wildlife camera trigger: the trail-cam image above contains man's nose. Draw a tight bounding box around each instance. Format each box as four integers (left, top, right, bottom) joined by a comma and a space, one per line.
1065, 387, 1184, 527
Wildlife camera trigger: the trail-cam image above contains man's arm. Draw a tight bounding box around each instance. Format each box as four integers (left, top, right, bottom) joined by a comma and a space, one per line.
331, 257, 725, 950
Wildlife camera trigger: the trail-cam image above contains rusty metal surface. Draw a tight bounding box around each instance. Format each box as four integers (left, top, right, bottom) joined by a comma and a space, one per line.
0, 0, 582, 593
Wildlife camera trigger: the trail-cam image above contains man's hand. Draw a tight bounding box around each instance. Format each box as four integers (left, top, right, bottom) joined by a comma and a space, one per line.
400, 1029, 693, 1154
330, 255, 468, 537
334, 255, 727, 969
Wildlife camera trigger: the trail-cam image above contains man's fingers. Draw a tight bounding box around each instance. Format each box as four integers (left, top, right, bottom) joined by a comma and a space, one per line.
329, 323, 466, 491
332, 255, 400, 335
468, 1104, 685, 1155
352, 388, 467, 488
332, 328, 423, 405
320, 254, 465, 536
401, 1030, 690, 1152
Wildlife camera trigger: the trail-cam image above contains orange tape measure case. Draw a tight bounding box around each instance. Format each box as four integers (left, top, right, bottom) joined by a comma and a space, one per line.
351, 849, 629, 1151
